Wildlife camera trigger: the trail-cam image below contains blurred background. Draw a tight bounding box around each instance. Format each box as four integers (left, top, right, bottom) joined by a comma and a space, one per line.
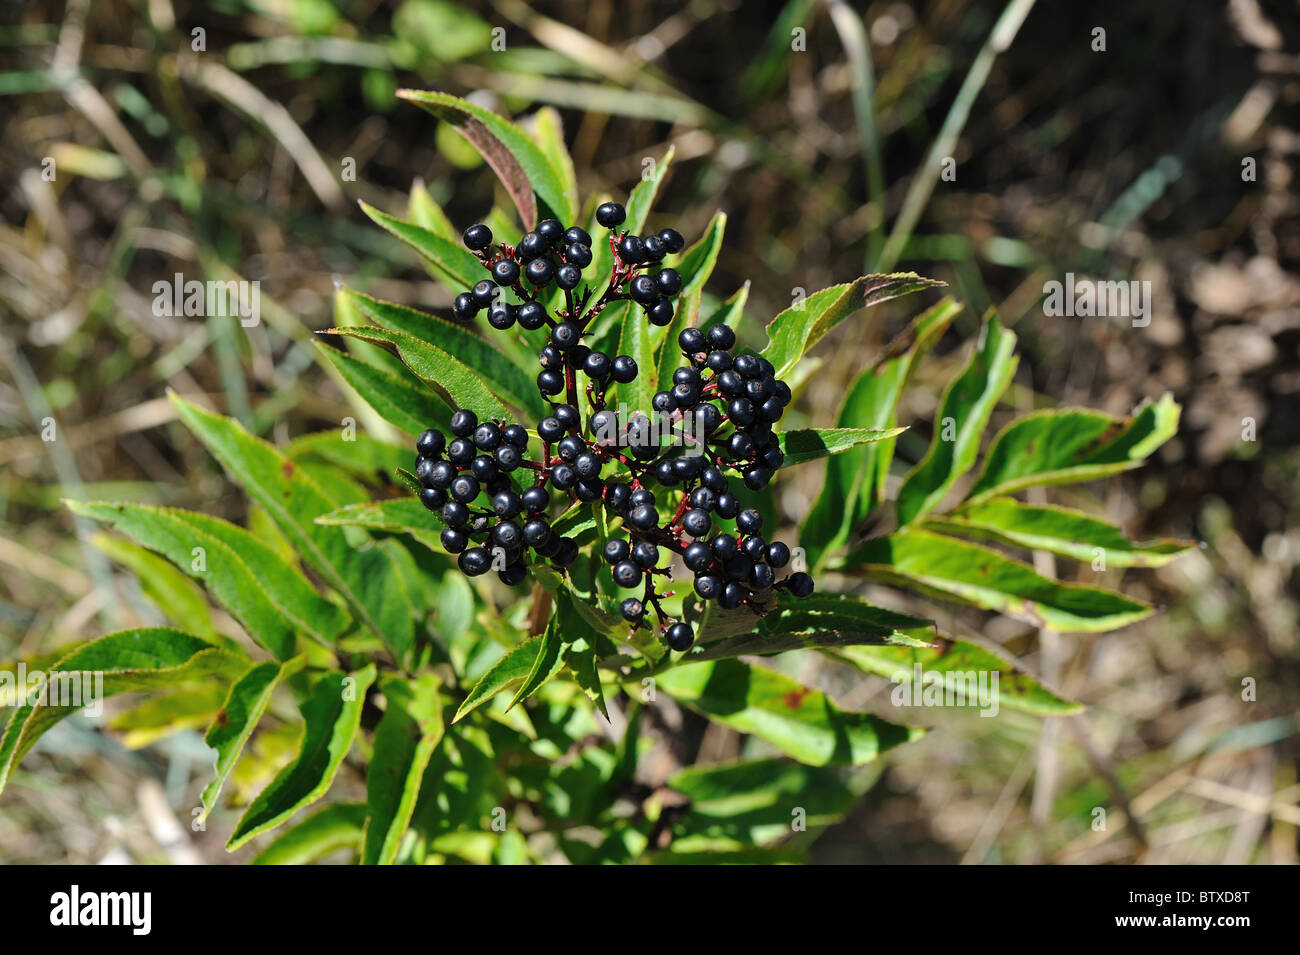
1, 0, 1297, 864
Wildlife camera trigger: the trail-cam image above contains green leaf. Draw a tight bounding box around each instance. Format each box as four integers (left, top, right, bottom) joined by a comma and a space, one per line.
285, 431, 411, 480
801, 298, 960, 568
201, 656, 306, 822
252, 803, 367, 865
759, 272, 945, 379
927, 497, 1195, 568
965, 394, 1182, 504
654, 658, 921, 766
840, 529, 1153, 633
672, 210, 726, 304
895, 314, 1018, 526
406, 180, 464, 289
507, 616, 567, 711
0, 628, 246, 796
835, 636, 1083, 716
228, 664, 377, 850
363, 673, 445, 865
358, 201, 483, 292
70, 501, 350, 658
398, 89, 576, 226
454, 636, 541, 722
171, 395, 415, 661
342, 288, 544, 420
528, 106, 578, 225
326, 325, 510, 423
776, 427, 905, 466
614, 301, 656, 416
89, 532, 217, 639
553, 590, 609, 718
668, 757, 856, 846
316, 341, 451, 437
685, 593, 937, 663
315, 497, 443, 553
108, 683, 228, 749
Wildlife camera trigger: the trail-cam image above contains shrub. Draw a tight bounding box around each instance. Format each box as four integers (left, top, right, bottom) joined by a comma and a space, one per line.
0, 93, 1191, 864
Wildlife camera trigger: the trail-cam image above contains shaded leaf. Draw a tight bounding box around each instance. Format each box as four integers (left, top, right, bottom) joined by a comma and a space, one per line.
228, 664, 377, 850
252, 803, 366, 865
0, 628, 246, 796
316, 340, 452, 437
654, 658, 921, 766
759, 273, 945, 378
454, 636, 540, 722
325, 325, 510, 423
777, 427, 905, 466
358, 201, 483, 291
171, 394, 414, 661
70, 501, 350, 658
928, 497, 1195, 567
965, 394, 1181, 503
362, 673, 445, 865
201, 656, 306, 822
801, 298, 960, 568
399, 89, 576, 226
841, 529, 1153, 633
835, 636, 1083, 716
343, 288, 544, 419
895, 314, 1018, 526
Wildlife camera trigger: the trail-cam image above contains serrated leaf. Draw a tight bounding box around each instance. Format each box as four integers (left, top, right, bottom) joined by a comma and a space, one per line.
358, 201, 483, 291
316, 340, 452, 437
90, 532, 217, 639
668, 757, 857, 846
672, 210, 726, 304
896, 314, 1018, 526
201, 656, 306, 822
760, 273, 945, 379
614, 301, 656, 417
776, 427, 905, 466
654, 658, 922, 766
0, 628, 246, 796
108, 683, 228, 749
228, 664, 377, 850
325, 325, 510, 423
342, 288, 544, 419
841, 529, 1153, 633
552, 590, 608, 718
506, 618, 566, 711
398, 89, 576, 226
683, 593, 937, 663
454, 636, 541, 722
801, 298, 960, 568
252, 803, 367, 864
284, 431, 411, 481
171, 395, 414, 661
70, 501, 350, 658
928, 497, 1195, 567
529, 106, 578, 224
835, 635, 1083, 716
363, 673, 445, 865
315, 497, 444, 554
965, 394, 1182, 504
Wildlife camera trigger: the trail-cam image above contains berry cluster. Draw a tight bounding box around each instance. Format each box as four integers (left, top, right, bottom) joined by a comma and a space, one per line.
412, 198, 815, 653
413, 410, 578, 585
